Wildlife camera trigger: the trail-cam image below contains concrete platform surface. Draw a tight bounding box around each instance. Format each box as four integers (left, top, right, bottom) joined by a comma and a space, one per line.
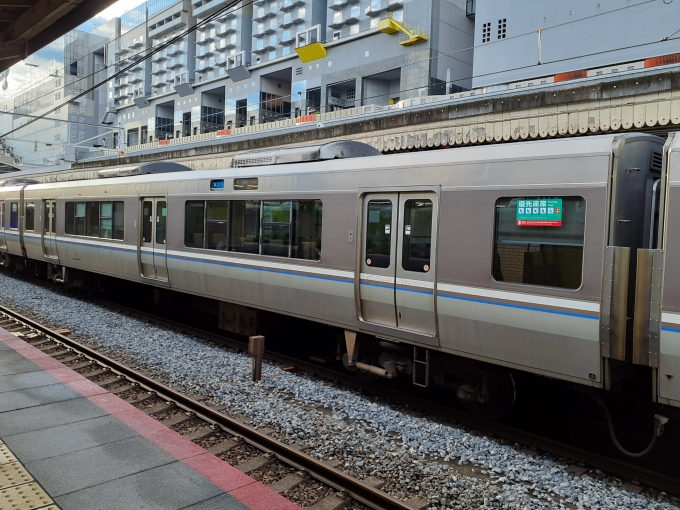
0, 327, 301, 510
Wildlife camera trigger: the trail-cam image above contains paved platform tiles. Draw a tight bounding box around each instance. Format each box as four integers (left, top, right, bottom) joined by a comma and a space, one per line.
0, 327, 301, 510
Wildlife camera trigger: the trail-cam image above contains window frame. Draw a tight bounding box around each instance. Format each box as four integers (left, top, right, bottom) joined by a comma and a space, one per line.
9, 202, 18, 229
183, 198, 322, 261
491, 195, 586, 291
25, 202, 35, 232
64, 200, 125, 241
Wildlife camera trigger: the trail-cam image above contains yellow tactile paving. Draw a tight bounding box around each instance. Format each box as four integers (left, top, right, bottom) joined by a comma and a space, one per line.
0, 462, 33, 489
0, 482, 55, 509
0, 443, 18, 465
0, 441, 59, 509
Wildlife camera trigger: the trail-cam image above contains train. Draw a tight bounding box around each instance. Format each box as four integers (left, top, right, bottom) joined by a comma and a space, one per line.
1, 134, 679, 431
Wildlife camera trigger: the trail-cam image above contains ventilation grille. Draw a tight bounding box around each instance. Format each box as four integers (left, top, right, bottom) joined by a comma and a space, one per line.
651, 151, 663, 172
232, 156, 276, 167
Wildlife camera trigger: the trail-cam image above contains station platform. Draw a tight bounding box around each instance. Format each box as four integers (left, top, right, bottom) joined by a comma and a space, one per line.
0, 327, 301, 510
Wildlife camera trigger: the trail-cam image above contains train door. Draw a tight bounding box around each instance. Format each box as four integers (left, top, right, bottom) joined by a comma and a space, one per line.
359, 192, 438, 337
42, 200, 57, 259
0, 201, 6, 251
139, 197, 169, 281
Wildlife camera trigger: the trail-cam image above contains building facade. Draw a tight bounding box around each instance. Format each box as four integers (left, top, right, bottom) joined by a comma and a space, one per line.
471, 0, 680, 89
1, 0, 474, 160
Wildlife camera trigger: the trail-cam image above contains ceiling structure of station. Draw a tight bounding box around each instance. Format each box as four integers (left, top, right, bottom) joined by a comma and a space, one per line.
0, 0, 117, 73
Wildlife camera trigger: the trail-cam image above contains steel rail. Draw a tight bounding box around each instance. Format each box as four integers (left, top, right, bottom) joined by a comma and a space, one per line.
89, 300, 680, 497
0, 304, 413, 510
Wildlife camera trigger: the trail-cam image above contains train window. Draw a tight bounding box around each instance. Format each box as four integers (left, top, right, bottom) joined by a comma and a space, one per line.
25, 203, 35, 231
402, 199, 432, 273
262, 201, 291, 257
292, 200, 322, 260
113, 202, 124, 240
156, 201, 167, 244
234, 178, 258, 190
75, 202, 86, 236
65, 201, 124, 239
206, 201, 229, 250
365, 200, 392, 268
184, 200, 205, 248
142, 201, 153, 243
493, 197, 586, 289
185, 201, 205, 248
100, 202, 113, 238
230, 201, 260, 253
10, 202, 18, 229
87, 202, 100, 237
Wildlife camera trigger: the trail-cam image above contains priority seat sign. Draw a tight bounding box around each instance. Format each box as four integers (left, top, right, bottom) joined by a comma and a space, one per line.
516, 199, 562, 227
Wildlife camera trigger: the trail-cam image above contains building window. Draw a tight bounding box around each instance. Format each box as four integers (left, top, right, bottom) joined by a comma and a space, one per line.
492, 197, 585, 289
350, 23, 359, 35
482, 22, 490, 43
269, 50, 277, 60
497, 18, 506, 39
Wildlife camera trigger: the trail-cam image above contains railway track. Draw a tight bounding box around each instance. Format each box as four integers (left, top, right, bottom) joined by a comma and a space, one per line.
1, 274, 679, 506
87, 297, 680, 498
0, 305, 415, 510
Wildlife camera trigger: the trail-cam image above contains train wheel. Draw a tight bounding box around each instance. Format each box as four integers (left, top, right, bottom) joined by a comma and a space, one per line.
461, 369, 516, 420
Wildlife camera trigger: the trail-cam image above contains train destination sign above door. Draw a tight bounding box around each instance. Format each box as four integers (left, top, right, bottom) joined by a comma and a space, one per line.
516, 198, 563, 227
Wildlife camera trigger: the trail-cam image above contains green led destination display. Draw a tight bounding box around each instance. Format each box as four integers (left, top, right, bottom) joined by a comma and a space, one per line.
516, 199, 562, 227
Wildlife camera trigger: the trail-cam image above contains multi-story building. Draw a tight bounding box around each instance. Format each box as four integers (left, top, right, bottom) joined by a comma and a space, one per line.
0, 29, 111, 165
1, 0, 475, 161
471, 0, 680, 89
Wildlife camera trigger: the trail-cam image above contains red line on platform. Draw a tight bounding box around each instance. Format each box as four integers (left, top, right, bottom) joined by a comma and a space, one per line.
0, 328, 301, 510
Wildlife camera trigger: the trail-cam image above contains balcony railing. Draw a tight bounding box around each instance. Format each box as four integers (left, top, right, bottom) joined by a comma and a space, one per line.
279, 0, 304, 11
365, 0, 403, 16
328, 0, 358, 10
466, 0, 475, 17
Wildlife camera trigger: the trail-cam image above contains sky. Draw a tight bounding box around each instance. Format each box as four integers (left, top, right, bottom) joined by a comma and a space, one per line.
77, 0, 147, 31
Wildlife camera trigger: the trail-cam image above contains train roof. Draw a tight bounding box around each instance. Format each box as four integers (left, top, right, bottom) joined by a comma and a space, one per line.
14, 133, 663, 192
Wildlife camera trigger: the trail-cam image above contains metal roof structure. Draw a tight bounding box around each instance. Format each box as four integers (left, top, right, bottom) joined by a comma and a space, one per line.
0, 0, 117, 73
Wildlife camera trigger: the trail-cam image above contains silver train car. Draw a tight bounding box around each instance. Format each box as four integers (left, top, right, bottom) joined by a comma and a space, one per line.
0, 134, 675, 416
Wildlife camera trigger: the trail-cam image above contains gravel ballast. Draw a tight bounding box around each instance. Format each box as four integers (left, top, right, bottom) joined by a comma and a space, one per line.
0, 272, 678, 510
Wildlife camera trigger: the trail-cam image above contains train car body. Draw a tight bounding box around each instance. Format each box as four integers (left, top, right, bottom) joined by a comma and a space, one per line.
0, 134, 671, 412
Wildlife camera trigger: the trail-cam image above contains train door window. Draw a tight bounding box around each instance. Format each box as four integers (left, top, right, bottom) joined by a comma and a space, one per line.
493, 196, 586, 289
100, 202, 113, 238
206, 201, 229, 250
401, 199, 432, 273
261, 201, 291, 257
10, 202, 18, 229
156, 200, 167, 244
229, 200, 260, 253
292, 200, 322, 260
142, 200, 153, 242
113, 202, 124, 240
44, 202, 50, 233
87, 202, 100, 237
185, 201, 205, 248
25, 202, 35, 231
365, 200, 392, 268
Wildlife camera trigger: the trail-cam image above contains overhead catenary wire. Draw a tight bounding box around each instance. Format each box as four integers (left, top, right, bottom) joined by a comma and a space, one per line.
0, 0, 247, 141
1, 0, 664, 132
